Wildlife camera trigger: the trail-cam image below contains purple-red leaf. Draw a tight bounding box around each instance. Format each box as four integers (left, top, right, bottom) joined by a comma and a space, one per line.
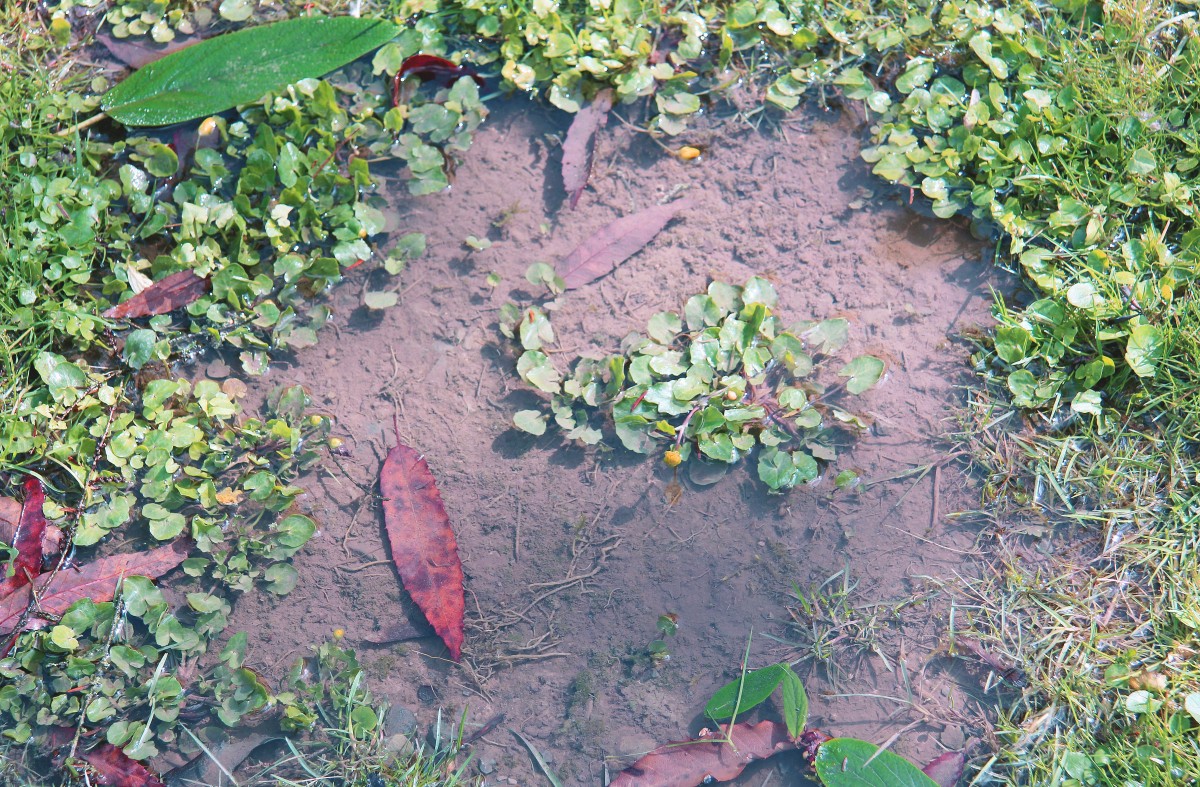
380, 437, 466, 661
610, 721, 798, 787
76, 742, 167, 787
922, 751, 966, 787
0, 540, 189, 636
555, 198, 693, 290
0, 478, 47, 600
102, 270, 210, 320
562, 88, 613, 209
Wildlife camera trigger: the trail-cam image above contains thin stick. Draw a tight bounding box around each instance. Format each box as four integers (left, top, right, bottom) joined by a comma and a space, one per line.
930, 464, 942, 532
56, 111, 107, 137
513, 497, 522, 561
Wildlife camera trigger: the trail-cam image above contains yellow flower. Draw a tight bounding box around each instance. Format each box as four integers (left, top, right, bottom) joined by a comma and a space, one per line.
664, 449, 683, 467
677, 146, 702, 160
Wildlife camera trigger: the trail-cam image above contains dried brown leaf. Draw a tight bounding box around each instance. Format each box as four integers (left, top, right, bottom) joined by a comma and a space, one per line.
103, 270, 210, 320
562, 89, 613, 209
0, 540, 189, 636
610, 721, 798, 787
555, 198, 692, 290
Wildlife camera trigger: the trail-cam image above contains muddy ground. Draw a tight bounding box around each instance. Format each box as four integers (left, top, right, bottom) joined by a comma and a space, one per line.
215, 98, 1009, 785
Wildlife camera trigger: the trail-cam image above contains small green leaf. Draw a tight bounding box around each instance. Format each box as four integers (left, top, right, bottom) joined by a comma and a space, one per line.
513, 410, 548, 435
1124, 324, 1161, 378
363, 291, 398, 311
264, 563, 299, 595
1184, 693, 1200, 724
839, 355, 885, 394
49, 625, 79, 651
123, 328, 158, 370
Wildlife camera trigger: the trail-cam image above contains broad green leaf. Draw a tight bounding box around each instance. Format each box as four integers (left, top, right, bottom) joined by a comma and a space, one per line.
839, 355, 885, 394
123, 328, 157, 370
814, 738, 939, 786
780, 665, 808, 738
102, 16, 400, 126
705, 664, 787, 720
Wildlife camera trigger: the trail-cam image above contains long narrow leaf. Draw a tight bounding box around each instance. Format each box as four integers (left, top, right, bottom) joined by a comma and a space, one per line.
102, 16, 399, 126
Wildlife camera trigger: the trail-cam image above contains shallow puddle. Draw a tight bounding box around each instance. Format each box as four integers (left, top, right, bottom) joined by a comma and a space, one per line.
220, 100, 1005, 785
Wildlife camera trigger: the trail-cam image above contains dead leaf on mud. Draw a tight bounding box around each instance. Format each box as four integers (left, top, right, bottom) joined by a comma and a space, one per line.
0, 477, 47, 600
380, 432, 466, 661
556, 198, 693, 290
561, 88, 613, 209
48, 728, 166, 787
102, 270, 210, 320
0, 540, 190, 636
610, 721, 798, 787
97, 30, 204, 69
922, 750, 966, 787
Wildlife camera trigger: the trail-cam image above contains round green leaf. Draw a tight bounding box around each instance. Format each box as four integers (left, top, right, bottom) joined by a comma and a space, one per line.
123, 328, 158, 370
264, 563, 299, 595
839, 355, 885, 394
513, 410, 548, 435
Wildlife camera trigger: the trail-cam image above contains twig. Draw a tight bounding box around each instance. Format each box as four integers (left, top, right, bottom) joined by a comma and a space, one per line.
56, 111, 107, 137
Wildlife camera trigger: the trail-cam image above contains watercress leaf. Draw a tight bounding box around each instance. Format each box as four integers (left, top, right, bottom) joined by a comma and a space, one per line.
513, 410, 548, 435
742, 276, 777, 308
839, 355, 885, 394
517, 350, 562, 393
1124, 324, 1162, 378
647, 311, 682, 344
123, 328, 158, 370
264, 563, 299, 595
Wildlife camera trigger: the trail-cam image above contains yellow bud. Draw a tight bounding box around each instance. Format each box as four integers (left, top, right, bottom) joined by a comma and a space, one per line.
725, 390, 740, 401
664, 449, 683, 467
333, 628, 345, 640
308, 415, 323, 426
358, 228, 368, 239
677, 146, 702, 160
198, 117, 218, 136
329, 437, 344, 450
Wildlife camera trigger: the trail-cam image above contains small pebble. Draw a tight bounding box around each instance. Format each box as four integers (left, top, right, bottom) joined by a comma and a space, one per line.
479, 758, 496, 775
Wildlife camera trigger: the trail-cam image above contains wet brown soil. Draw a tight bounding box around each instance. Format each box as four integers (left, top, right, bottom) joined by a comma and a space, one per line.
219, 100, 1007, 785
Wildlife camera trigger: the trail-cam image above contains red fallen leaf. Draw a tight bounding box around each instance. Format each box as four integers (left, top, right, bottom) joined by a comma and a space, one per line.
380, 427, 465, 661
75, 742, 166, 787
0, 478, 47, 600
0, 540, 189, 636
610, 721, 799, 787
102, 270, 210, 320
392, 54, 484, 105
922, 750, 966, 787
555, 198, 693, 290
562, 88, 614, 209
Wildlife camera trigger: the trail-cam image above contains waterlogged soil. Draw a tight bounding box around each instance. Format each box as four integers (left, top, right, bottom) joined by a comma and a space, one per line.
219, 100, 1007, 785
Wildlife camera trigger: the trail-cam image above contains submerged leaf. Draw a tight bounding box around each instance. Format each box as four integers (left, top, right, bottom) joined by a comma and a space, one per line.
562, 89, 614, 209
102, 16, 400, 126
103, 270, 210, 320
921, 751, 966, 787
379, 436, 466, 660
610, 721, 798, 787
556, 199, 692, 289
814, 738, 939, 787
0, 478, 47, 601
0, 540, 189, 636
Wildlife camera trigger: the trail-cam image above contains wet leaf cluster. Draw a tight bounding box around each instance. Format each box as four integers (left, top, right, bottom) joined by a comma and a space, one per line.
504, 276, 883, 490
0, 385, 328, 759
